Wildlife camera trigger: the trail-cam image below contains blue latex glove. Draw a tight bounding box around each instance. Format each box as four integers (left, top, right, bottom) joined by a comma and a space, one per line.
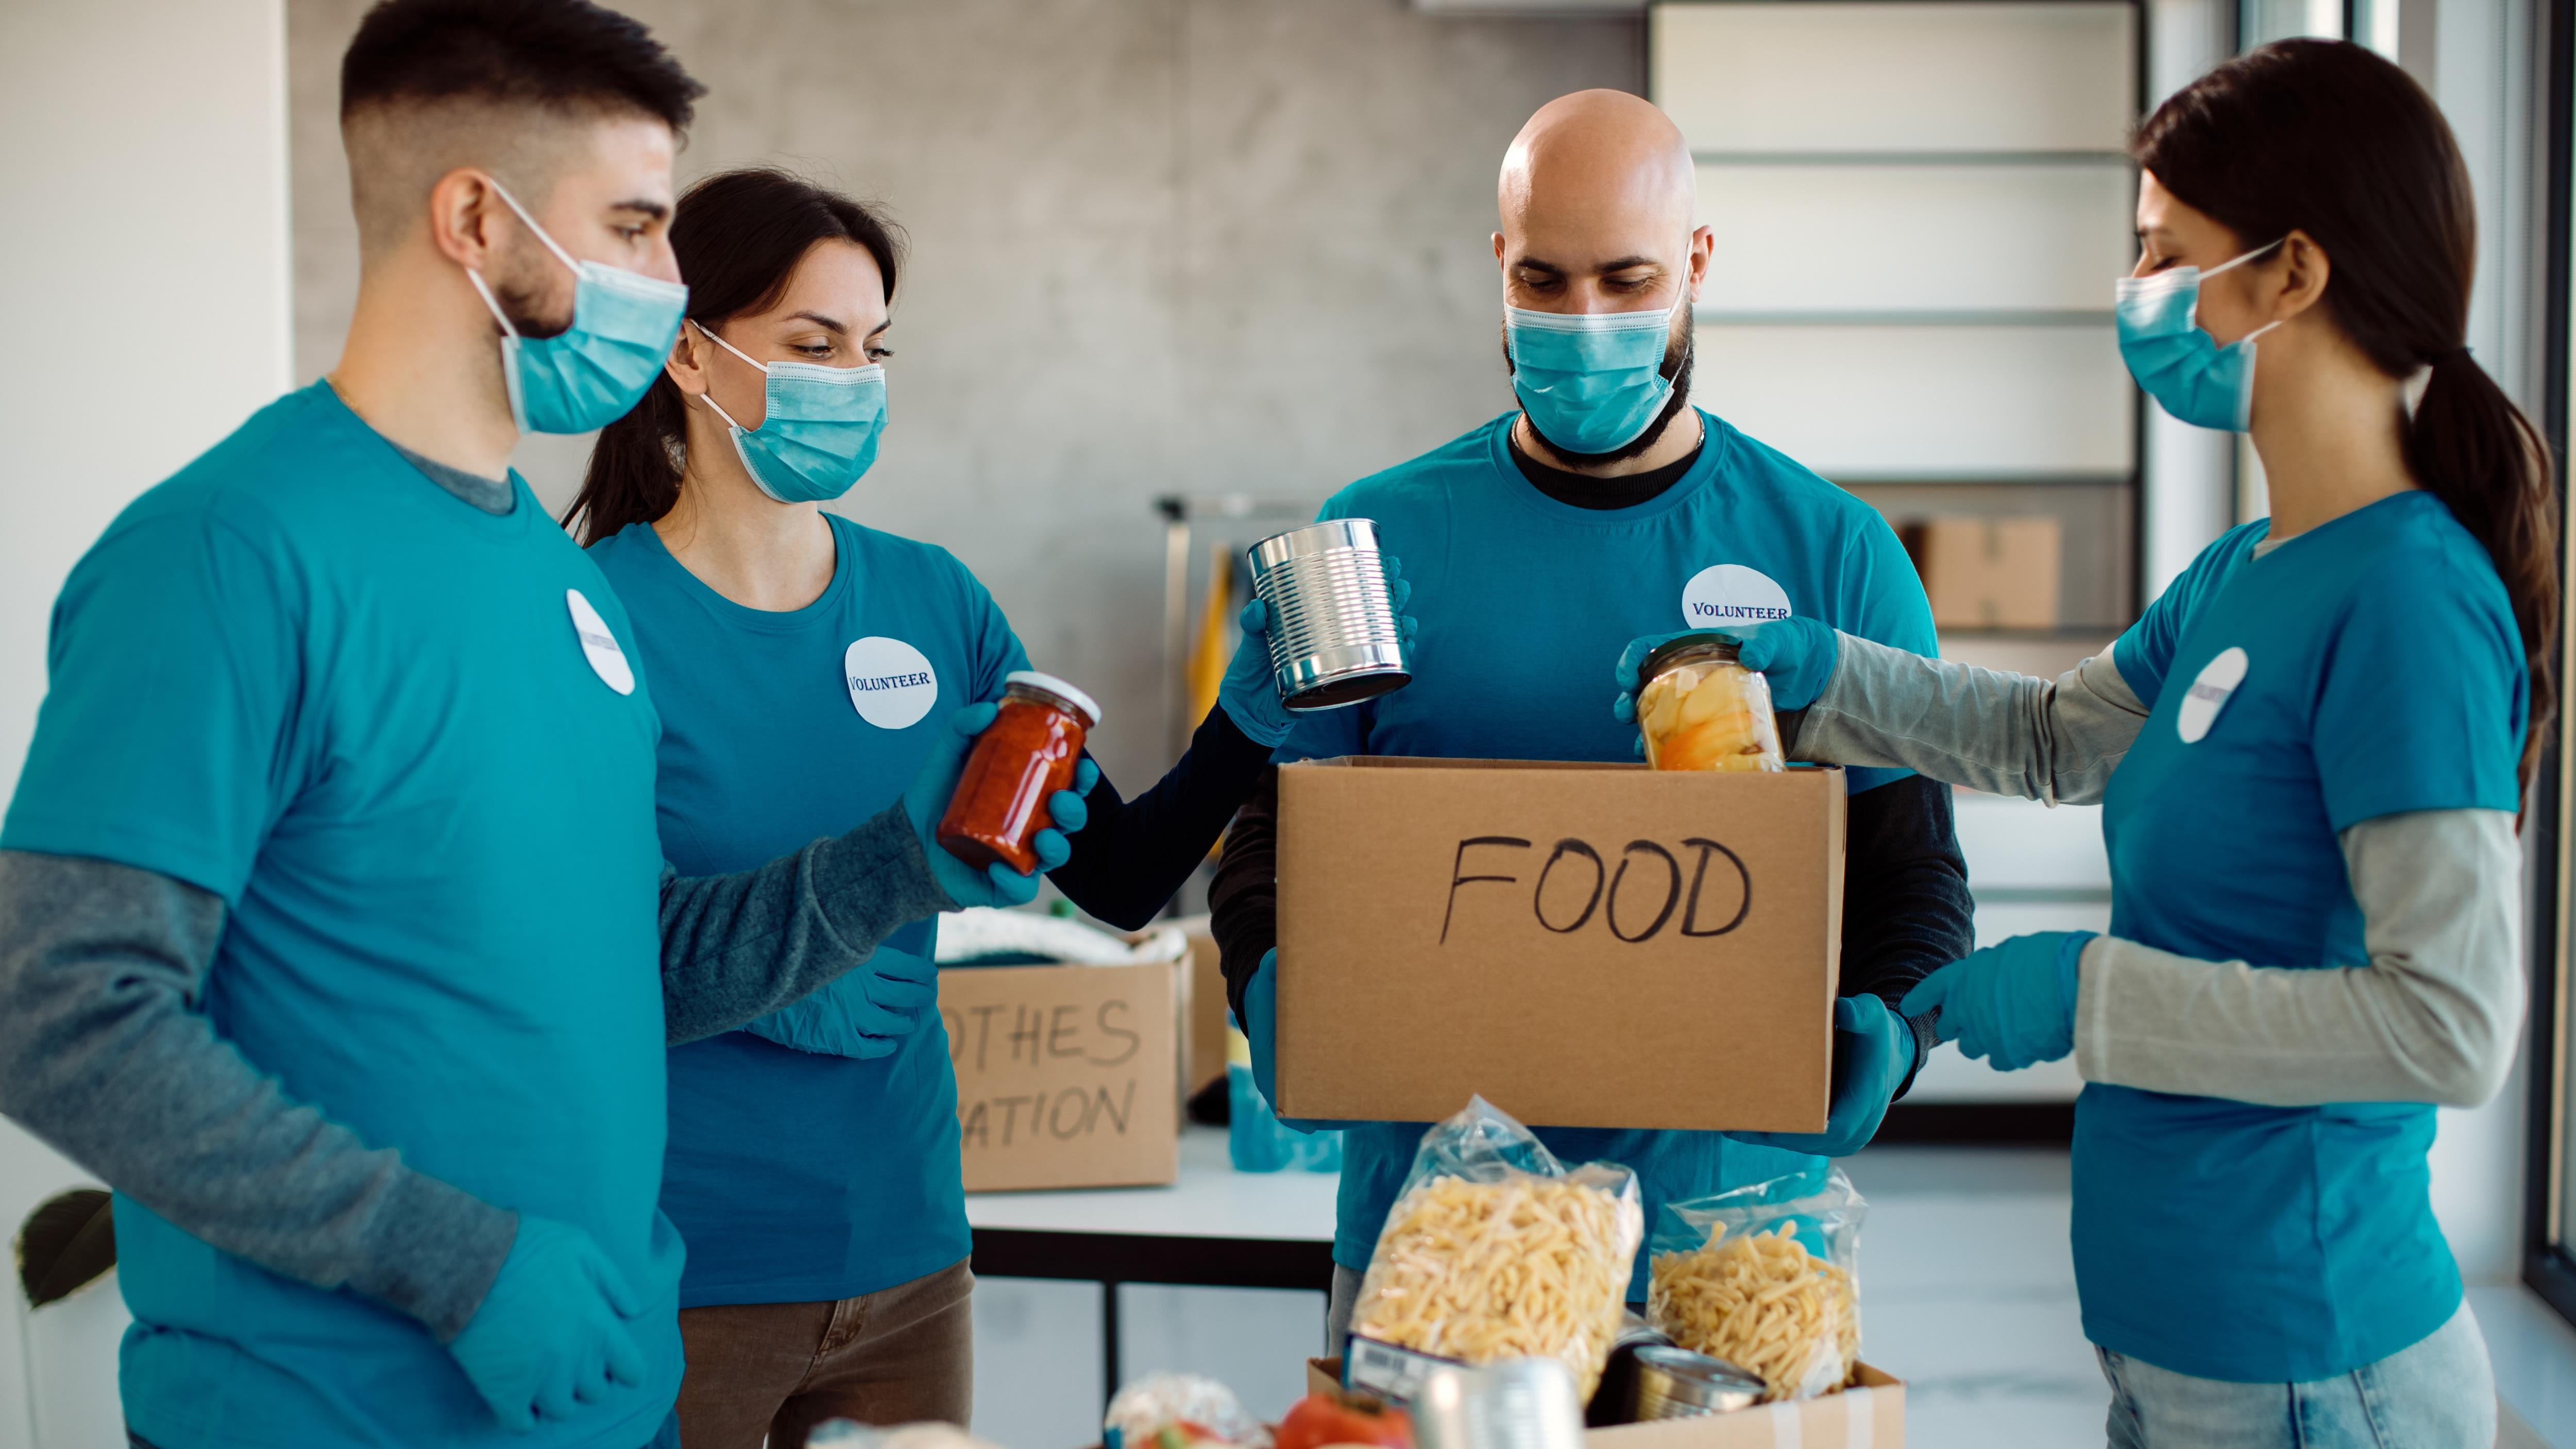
1612, 617, 1843, 751
1219, 557, 1418, 746
448, 1215, 647, 1432
1900, 931, 2098, 1071
901, 703, 1090, 908
1723, 994, 1917, 1158
741, 944, 940, 1059
1244, 948, 1360, 1133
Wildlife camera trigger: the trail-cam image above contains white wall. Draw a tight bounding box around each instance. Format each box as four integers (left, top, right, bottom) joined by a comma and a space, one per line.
0, 0, 294, 1442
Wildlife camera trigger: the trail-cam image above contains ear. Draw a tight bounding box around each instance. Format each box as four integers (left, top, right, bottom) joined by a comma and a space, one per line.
426, 168, 509, 272
1685, 224, 1716, 302
664, 319, 711, 398
2272, 228, 2332, 324
1493, 231, 1507, 272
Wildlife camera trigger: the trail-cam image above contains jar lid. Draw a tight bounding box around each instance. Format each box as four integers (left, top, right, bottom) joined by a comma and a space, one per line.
1637, 632, 1745, 681
1004, 670, 1102, 728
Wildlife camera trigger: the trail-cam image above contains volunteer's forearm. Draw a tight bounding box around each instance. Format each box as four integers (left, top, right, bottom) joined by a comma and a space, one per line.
1049, 704, 1275, 930
1209, 766, 1282, 1027
659, 803, 955, 1044
1793, 636, 2147, 805
0, 850, 514, 1342
2074, 809, 2521, 1107
1837, 776, 1974, 1095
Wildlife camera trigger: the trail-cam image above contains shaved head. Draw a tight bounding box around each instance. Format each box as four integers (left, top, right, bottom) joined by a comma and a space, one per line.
1499, 89, 1697, 242
1494, 90, 1713, 467
345, 99, 603, 260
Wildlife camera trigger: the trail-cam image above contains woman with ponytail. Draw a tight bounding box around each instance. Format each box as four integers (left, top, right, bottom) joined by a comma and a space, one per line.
574, 169, 1410, 1447
1609, 39, 2548, 1444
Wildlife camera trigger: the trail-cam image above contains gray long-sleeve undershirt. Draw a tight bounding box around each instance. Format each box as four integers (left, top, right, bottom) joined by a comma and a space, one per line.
1792, 629, 2522, 1108
0, 803, 951, 1343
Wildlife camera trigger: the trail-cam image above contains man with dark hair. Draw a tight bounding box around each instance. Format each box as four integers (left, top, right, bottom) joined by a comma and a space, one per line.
0, 3, 1057, 1445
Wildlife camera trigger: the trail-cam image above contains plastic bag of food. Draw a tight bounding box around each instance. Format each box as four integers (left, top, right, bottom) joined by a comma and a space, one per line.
1101, 1373, 1268, 1449
1646, 1165, 1865, 1402
1345, 1097, 1642, 1404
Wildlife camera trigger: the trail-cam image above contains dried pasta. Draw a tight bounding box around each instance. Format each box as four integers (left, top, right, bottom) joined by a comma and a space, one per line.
1350, 1175, 1637, 1400
1648, 1222, 1858, 1402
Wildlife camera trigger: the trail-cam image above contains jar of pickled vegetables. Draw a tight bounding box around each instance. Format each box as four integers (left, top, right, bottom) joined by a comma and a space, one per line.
1635, 635, 1785, 773
937, 671, 1101, 872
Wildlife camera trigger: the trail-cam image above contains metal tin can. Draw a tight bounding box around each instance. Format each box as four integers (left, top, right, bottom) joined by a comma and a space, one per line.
1414, 1360, 1586, 1449
1246, 518, 1410, 711
1626, 1344, 1766, 1420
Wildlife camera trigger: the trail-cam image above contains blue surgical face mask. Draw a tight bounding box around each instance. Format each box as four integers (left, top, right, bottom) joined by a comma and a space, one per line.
2114, 238, 2285, 432
465, 178, 689, 435
689, 322, 888, 504
1505, 290, 1686, 455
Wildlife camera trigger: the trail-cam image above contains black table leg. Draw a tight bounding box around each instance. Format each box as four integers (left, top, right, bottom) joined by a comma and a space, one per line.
1103, 1278, 1122, 1412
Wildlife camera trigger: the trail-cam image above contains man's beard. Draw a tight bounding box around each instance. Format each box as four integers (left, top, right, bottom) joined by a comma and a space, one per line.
1503, 322, 1695, 467
489, 239, 576, 341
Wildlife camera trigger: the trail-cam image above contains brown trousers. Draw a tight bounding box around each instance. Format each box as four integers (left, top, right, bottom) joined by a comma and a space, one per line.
676, 1258, 974, 1449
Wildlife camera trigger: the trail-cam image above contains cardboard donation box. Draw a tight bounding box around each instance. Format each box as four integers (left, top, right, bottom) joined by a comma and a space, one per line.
1274, 758, 1845, 1133
1900, 515, 2061, 630
1306, 1360, 1903, 1449
939, 959, 1178, 1192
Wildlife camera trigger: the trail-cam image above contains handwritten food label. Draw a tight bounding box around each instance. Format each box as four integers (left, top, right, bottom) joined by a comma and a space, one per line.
843, 635, 939, 728
1680, 564, 1793, 631
566, 589, 634, 696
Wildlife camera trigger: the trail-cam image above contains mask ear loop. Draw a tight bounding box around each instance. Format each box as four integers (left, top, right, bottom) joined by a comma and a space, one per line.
684, 319, 766, 433
483, 176, 586, 278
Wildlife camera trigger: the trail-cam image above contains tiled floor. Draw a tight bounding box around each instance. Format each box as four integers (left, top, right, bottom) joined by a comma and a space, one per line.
975, 1144, 2576, 1449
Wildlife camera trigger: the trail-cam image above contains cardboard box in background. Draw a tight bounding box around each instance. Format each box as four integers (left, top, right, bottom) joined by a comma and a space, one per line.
1274, 759, 1845, 1133
1175, 915, 1229, 1101
1899, 515, 2061, 630
1306, 1359, 1903, 1449
940, 959, 1178, 1192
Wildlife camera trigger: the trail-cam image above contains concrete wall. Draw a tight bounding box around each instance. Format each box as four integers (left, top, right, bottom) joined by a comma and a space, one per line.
0, 3, 295, 1443
287, 0, 1643, 788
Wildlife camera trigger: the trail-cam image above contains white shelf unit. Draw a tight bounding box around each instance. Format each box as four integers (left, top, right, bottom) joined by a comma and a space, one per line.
1653, 1, 2146, 1111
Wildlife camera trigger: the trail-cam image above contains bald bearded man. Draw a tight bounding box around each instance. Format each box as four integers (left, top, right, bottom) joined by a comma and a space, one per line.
1209, 90, 1973, 1343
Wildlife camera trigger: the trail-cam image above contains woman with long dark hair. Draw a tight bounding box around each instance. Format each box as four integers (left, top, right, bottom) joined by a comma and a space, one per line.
1613, 40, 2548, 1442
572, 168, 1406, 1448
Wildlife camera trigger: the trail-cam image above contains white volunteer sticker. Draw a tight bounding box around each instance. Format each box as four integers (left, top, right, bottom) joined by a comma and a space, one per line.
2176, 646, 2248, 744
843, 636, 939, 728
565, 589, 634, 696
1680, 564, 1794, 631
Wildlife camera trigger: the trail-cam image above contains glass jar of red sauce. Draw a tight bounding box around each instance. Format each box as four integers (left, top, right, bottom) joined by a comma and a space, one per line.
936, 670, 1101, 874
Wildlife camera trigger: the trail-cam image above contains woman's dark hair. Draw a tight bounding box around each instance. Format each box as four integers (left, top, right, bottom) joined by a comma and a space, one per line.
568, 167, 905, 543
2137, 38, 2558, 791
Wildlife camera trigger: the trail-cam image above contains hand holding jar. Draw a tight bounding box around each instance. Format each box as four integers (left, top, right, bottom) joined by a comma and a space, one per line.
901, 678, 1100, 907
1631, 635, 1784, 773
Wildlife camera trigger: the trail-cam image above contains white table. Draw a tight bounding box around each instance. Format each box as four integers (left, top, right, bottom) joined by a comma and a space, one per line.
966, 1125, 1339, 1406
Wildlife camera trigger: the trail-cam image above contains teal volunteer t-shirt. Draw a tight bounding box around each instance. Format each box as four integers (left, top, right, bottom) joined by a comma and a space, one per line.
0, 383, 681, 1448
2088, 488, 2525, 1381
587, 513, 1024, 1306
1277, 411, 1938, 1298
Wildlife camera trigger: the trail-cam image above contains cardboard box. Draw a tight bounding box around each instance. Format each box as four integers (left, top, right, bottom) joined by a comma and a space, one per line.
940, 960, 1178, 1191
1275, 759, 1844, 1133
1175, 915, 1229, 1100
1307, 1359, 1903, 1448
1900, 516, 2061, 630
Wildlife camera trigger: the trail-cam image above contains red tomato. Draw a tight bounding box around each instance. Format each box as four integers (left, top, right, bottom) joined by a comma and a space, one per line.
1274, 1391, 1414, 1449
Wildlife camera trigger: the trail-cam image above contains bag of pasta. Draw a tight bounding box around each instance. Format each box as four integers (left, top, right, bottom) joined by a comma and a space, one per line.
1344, 1097, 1642, 1406
1646, 1164, 1865, 1403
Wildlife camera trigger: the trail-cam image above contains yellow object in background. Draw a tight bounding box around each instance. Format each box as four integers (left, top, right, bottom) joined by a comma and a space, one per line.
1185, 542, 1236, 727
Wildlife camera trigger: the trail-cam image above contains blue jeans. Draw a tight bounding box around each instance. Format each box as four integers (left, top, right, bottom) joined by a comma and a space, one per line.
2099, 1302, 2494, 1447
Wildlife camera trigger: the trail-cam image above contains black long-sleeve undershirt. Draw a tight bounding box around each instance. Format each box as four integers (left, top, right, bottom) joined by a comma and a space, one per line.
1047, 703, 1277, 930
1210, 764, 1971, 1100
